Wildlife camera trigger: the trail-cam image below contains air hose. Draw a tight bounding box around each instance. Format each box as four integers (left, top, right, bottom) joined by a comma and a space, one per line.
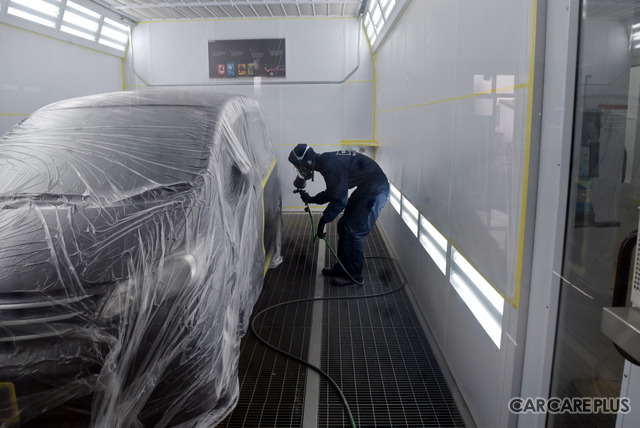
249, 203, 407, 428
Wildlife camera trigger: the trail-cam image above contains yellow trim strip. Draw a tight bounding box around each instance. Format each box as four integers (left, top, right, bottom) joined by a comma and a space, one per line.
0, 382, 20, 423
378, 83, 529, 114
264, 250, 274, 278
340, 140, 379, 147
262, 158, 277, 276
262, 158, 277, 189
0, 113, 29, 116
513, 0, 539, 309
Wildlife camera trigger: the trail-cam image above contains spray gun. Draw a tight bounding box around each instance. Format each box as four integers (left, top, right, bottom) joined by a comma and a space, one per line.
292, 173, 317, 241
292, 173, 310, 202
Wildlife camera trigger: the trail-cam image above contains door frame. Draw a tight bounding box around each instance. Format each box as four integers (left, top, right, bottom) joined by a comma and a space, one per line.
517, 0, 580, 426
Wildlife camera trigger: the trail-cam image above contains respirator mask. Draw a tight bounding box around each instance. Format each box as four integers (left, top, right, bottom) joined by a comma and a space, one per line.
289, 144, 316, 186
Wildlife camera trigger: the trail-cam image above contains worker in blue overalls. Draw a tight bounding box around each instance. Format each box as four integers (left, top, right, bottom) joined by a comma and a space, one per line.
288, 144, 390, 286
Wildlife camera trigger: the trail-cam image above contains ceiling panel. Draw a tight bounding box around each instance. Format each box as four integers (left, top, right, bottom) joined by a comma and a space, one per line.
93, 0, 367, 22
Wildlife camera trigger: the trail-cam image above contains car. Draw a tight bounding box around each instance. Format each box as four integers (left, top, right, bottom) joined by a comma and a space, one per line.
264, 65, 286, 77
0, 88, 282, 426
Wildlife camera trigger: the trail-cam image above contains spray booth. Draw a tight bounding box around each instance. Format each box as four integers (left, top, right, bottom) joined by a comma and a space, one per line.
3, 0, 640, 427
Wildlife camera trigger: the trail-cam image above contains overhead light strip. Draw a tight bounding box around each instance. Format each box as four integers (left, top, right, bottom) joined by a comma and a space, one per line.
4, 0, 130, 54
7, 0, 60, 27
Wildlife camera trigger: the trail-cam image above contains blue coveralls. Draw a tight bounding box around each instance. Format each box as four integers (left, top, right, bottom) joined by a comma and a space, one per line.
314, 150, 390, 281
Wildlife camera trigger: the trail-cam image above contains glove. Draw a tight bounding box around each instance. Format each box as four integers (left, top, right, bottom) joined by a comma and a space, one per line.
300, 191, 315, 204
316, 217, 326, 239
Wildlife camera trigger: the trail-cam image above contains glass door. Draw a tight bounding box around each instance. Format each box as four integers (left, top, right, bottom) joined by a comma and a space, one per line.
549, 1, 640, 426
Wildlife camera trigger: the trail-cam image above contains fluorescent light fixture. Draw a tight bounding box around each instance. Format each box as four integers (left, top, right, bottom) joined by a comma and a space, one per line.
419, 215, 448, 275
363, 0, 403, 50
6, 0, 129, 56
7, 0, 61, 27
99, 17, 129, 50
633, 22, 640, 29
60, 25, 95, 40
63, 11, 99, 32
99, 37, 127, 51
371, 3, 383, 27
389, 183, 401, 214
61, 3, 100, 40
450, 248, 504, 348
369, 31, 378, 45
401, 196, 419, 237
67, 1, 99, 17
7, 7, 56, 27
10, 0, 60, 17
381, 0, 396, 18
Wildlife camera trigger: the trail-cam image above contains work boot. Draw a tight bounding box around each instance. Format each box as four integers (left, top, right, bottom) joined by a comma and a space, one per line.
321, 266, 344, 277
331, 276, 363, 286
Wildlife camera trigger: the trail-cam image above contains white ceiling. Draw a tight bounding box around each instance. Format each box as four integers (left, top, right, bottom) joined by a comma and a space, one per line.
93, 0, 367, 22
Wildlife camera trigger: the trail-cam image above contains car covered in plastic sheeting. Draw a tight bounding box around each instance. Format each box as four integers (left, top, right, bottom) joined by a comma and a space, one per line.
0, 88, 282, 427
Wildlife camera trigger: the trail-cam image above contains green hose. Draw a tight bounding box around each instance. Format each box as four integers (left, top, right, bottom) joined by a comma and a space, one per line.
250, 204, 408, 428
304, 203, 364, 285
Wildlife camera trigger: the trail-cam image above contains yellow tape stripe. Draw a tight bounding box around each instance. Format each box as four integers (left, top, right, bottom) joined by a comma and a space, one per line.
513, 0, 538, 309
262, 158, 277, 275
378, 83, 529, 114
340, 140, 378, 147
0, 113, 29, 116
0, 382, 19, 423
262, 158, 277, 189
264, 250, 274, 278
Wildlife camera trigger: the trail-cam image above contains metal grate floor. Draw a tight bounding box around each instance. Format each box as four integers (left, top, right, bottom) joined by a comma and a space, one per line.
219, 213, 470, 427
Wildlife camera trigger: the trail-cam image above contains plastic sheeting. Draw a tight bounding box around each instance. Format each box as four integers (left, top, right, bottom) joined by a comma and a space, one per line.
0, 88, 282, 426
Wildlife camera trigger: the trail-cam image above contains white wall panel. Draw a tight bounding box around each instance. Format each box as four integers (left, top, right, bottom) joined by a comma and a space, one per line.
129, 18, 364, 85
125, 18, 375, 211
380, 208, 516, 428
374, 0, 540, 426
0, 24, 123, 135
376, 0, 533, 302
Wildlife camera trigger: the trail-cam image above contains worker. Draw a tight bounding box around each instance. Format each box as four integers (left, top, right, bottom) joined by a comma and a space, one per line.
288, 144, 390, 286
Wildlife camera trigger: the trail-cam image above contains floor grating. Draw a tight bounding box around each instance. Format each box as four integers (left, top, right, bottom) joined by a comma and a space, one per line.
219, 213, 469, 427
